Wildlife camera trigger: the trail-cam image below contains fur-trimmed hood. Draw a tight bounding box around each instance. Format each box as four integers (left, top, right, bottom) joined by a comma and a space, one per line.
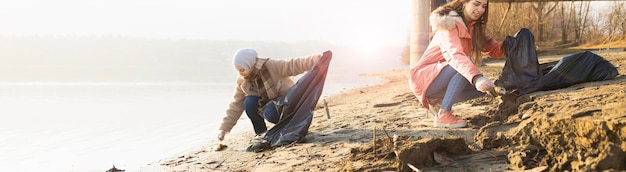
429, 8, 467, 31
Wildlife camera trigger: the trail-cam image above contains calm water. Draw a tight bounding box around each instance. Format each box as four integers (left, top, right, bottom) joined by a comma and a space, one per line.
0, 73, 385, 172
0, 37, 406, 171
0, 82, 226, 171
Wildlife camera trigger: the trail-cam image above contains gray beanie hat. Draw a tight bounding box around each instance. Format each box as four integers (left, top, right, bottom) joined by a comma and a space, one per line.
233, 49, 258, 71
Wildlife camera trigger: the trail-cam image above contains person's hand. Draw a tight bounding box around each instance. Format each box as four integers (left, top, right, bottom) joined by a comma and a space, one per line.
217, 130, 227, 141
474, 76, 495, 93
322, 50, 332, 58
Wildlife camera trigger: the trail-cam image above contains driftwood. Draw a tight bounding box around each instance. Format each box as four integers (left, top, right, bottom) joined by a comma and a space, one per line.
372, 102, 402, 108
323, 99, 331, 119
106, 165, 125, 172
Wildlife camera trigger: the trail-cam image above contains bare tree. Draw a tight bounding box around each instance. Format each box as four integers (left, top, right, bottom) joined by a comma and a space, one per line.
531, 1, 559, 42
487, 2, 534, 40
605, 2, 626, 50
617, 2, 626, 38
572, 1, 591, 43
558, 2, 572, 44
581, 18, 603, 45
487, 1, 625, 49
555, 1, 591, 45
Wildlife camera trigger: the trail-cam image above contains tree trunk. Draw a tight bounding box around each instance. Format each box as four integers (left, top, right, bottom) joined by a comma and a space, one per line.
560, 3, 568, 44
532, 1, 559, 42
575, 2, 591, 43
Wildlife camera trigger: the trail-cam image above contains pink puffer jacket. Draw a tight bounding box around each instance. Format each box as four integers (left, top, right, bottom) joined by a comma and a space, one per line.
409, 9, 504, 109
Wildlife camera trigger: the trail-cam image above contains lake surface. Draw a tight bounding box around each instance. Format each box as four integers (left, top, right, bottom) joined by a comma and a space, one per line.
0, 72, 389, 172
0, 38, 405, 171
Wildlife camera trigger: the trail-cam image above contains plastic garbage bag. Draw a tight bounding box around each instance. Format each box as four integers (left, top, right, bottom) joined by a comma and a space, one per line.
495, 28, 619, 95
526, 51, 619, 93
258, 52, 332, 150
495, 28, 543, 93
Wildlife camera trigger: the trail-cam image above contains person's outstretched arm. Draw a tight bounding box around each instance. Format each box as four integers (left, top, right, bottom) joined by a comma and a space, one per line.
266, 52, 326, 78
482, 35, 504, 58
216, 77, 246, 141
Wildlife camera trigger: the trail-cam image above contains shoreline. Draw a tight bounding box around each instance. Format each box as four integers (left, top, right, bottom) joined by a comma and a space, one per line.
146, 67, 415, 171
136, 68, 404, 172
143, 50, 626, 172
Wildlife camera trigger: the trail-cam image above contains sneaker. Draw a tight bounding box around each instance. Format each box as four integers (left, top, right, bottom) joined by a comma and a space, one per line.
434, 110, 467, 128
246, 134, 270, 152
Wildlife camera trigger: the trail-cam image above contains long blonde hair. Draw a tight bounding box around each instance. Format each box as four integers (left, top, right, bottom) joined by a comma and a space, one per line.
436, 0, 490, 66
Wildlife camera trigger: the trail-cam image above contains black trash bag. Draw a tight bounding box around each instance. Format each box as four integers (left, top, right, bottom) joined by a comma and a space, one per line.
259, 52, 332, 150
494, 28, 543, 93
495, 28, 619, 95
525, 51, 619, 93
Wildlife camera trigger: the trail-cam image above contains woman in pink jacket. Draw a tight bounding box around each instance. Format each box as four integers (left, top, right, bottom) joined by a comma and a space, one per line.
409, 0, 505, 128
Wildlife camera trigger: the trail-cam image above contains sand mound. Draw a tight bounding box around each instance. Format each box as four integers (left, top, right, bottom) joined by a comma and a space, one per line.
476, 78, 626, 171
344, 136, 471, 172
341, 52, 626, 171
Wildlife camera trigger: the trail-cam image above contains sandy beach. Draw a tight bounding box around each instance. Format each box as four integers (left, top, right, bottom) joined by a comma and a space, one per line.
146, 50, 626, 172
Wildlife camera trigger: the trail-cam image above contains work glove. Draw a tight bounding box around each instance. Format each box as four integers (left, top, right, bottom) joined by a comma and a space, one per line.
474, 76, 495, 93
217, 130, 227, 141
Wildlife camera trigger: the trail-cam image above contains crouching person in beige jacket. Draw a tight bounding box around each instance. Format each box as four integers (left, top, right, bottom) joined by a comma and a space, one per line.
217, 48, 332, 150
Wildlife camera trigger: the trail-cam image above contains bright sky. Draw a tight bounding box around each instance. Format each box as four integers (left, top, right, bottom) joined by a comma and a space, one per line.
0, 0, 412, 47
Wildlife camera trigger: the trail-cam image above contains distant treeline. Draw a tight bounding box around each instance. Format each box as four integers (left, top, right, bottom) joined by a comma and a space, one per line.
0, 36, 404, 82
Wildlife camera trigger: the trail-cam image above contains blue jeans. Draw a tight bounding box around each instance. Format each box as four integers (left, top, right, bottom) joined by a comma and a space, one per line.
244, 96, 279, 135
426, 66, 485, 111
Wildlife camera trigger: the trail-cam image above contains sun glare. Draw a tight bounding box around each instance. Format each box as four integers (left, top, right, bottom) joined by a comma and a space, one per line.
353, 39, 380, 54
346, 31, 384, 55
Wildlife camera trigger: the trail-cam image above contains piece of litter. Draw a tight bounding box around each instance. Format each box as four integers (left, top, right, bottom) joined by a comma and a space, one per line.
522, 114, 530, 120
215, 143, 228, 151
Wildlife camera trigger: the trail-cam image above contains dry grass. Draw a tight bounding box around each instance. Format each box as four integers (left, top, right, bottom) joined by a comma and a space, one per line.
572, 36, 626, 50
